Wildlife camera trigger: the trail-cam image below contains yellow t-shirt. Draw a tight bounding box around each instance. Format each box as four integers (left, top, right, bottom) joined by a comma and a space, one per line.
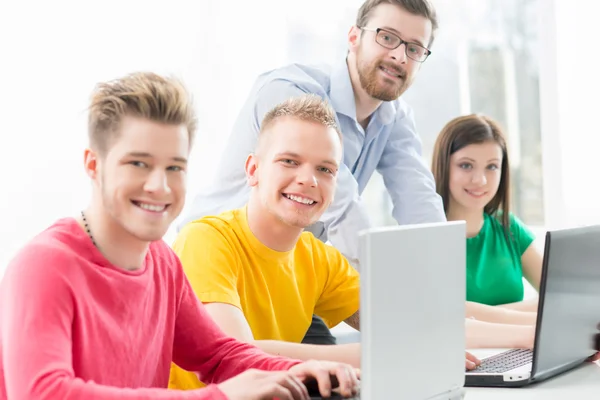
169, 207, 360, 390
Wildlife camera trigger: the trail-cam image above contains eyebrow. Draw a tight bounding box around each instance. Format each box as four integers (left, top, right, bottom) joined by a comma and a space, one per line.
275, 152, 339, 169
458, 157, 500, 163
381, 26, 426, 47
125, 151, 188, 163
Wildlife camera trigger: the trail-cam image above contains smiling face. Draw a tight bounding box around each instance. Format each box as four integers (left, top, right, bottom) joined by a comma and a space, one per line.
349, 3, 433, 101
246, 116, 342, 229
448, 141, 503, 213
85, 116, 189, 242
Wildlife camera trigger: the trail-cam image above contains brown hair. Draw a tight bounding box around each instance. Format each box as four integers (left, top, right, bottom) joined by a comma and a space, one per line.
431, 114, 511, 231
258, 94, 341, 152
356, 0, 438, 47
88, 72, 197, 155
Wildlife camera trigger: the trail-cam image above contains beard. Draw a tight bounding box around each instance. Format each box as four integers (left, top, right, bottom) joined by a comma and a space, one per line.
356, 50, 410, 101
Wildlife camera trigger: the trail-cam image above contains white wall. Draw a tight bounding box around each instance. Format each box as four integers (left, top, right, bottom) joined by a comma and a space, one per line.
0, 1, 199, 270
0, 0, 360, 272
0, 0, 285, 270
539, 0, 600, 229
1, 0, 591, 273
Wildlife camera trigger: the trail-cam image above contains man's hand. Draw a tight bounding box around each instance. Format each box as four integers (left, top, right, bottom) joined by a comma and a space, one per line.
465, 351, 481, 370
288, 360, 360, 398
587, 352, 600, 362
217, 369, 308, 400
586, 324, 600, 362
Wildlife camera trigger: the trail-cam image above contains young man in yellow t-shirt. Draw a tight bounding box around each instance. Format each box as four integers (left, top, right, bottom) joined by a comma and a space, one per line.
168, 95, 485, 390
169, 95, 363, 390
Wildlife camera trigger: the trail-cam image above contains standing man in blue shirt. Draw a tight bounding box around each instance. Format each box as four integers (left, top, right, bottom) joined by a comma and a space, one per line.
180, 0, 445, 344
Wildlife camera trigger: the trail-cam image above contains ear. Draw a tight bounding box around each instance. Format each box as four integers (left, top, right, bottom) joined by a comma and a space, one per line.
348, 25, 362, 53
83, 148, 100, 180
245, 153, 259, 187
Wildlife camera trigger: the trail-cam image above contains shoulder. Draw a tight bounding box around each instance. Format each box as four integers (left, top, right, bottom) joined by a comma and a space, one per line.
491, 211, 532, 234
507, 212, 535, 241
173, 209, 244, 272
485, 212, 535, 243
255, 63, 332, 97
478, 213, 510, 242
177, 209, 242, 245
507, 212, 527, 229
3, 218, 87, 289
296, 232, 349, 268
148, 239, 181, 269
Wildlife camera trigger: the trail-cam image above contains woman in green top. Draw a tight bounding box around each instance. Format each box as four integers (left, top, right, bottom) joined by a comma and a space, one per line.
432, 114, 543, 323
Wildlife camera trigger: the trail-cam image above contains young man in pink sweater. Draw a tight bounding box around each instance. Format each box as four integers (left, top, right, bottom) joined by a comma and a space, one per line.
0, 72, 359, 400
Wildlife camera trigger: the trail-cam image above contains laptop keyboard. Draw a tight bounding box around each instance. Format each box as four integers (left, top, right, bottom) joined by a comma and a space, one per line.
468, 349, 533, 373
311, 387, 361, 399
311, 393, 360, 399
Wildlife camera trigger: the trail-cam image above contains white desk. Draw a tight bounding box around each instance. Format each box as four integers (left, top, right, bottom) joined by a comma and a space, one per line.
464, 350, 600, 399
331, 322, 360, 344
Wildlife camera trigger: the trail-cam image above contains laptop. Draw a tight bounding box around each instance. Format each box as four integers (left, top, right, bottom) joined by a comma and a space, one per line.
465, 225, 600, 387
309, 221, 467, 400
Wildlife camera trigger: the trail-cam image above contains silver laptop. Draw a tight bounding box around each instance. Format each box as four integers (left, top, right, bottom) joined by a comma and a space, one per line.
358, 221, 467, 400
465, 225, 600, 387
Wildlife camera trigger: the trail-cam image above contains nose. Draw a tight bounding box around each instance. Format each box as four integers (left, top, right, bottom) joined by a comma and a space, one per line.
144, 168, 171, 195
471, 170, 487, 186
390, 42, 407, 64
296, 165, 317, 187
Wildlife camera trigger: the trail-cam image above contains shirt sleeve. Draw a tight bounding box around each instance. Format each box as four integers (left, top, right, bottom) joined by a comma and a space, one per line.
376, 105, 446, 226
509, 213, 536, 255
173, 221, 241, 308
255, 79, 372, 269
171, 259, 302, 383
0, 243, 229, 400
313, 241, 361, 328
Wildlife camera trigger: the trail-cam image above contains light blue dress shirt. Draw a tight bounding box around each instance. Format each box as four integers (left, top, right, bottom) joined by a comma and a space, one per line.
179, 58, 445, 268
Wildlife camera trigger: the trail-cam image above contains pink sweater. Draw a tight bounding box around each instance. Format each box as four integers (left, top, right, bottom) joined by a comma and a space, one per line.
0, 218, 300, 399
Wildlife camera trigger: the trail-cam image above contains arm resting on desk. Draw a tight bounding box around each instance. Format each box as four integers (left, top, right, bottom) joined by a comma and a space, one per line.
255, 341, 360, 368
466, 301, 537, 325
204, 303, 361, 368
466, 318, 535, 349
496, 297, 539, 313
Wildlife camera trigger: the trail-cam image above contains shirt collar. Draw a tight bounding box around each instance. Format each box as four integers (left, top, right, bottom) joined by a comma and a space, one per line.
377, 98, 397, 125
329, 56, 397, 127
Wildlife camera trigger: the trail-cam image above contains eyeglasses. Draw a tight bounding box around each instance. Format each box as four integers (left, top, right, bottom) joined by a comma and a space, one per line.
360, 27, 432, 63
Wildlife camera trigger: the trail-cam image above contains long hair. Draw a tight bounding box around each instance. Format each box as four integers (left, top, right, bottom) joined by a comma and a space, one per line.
431, 114, 511, 231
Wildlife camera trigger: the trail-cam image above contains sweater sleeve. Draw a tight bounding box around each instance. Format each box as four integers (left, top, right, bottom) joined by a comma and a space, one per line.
171, 258, 302, 383
0, 243, 228, 400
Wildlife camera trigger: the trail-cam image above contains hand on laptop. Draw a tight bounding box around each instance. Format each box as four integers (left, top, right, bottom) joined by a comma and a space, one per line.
218, 369, 309, 400
587, 325, 600, 362
289, 360, 360, 399
465, 351, 481, 370
588, 353, 600, 362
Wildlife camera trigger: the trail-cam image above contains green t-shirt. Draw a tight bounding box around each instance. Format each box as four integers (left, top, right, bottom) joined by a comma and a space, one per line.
466, 212, 535, 305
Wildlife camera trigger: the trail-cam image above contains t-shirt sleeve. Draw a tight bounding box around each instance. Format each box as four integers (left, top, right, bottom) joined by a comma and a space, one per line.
172, 221, 241, 309
313, 241, 360, 328
509, 213, 536, 255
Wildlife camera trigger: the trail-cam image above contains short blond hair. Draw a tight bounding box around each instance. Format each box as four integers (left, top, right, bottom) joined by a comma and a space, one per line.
88, 72, 197, 155
258, 94, 341, 153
